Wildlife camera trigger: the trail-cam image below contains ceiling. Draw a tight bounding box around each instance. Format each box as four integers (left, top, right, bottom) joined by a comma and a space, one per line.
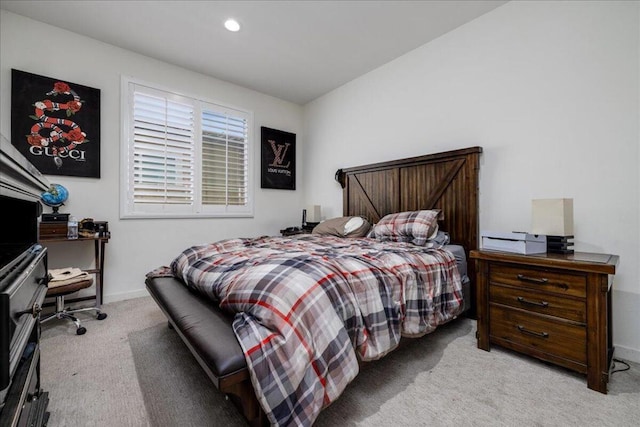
0, 0, 507, 105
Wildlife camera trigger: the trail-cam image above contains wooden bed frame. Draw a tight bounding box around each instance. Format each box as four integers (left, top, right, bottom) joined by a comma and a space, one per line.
146, 146, 482, 426
337, 146, 482, 317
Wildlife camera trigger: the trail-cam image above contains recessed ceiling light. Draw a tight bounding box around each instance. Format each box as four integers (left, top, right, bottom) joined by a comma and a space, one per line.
224, 19, 240, 32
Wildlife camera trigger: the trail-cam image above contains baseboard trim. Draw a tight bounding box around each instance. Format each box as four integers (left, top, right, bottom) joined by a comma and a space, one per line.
104, 288, 149, 304
614, 345, 640, 364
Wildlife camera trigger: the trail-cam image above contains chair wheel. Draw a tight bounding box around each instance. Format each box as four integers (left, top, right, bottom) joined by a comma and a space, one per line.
97, 313, 107, 320
77, 327, 87, 335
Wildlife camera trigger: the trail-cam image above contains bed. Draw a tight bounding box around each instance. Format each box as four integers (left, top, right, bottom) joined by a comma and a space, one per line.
145, 146, 482, 426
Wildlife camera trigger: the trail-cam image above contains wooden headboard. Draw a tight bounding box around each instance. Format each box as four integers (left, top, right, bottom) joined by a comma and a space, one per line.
336, 146, 482, 317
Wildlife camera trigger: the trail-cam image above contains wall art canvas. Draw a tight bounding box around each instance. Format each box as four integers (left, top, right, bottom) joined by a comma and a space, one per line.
260, 126, 295, 190
11, 69, 101, 177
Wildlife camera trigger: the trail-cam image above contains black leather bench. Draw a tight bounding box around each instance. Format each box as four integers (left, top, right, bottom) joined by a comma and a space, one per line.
146, 271, 471, 426
145, 277, 267, 426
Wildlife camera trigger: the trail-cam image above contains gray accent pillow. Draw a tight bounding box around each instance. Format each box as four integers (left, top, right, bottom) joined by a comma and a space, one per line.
312, 216, 371, 238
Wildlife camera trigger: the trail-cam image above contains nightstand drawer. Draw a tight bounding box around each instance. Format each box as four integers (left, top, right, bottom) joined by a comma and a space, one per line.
489, 264, 586, 298
489, 284, 586, 323
490, 305, 586, 364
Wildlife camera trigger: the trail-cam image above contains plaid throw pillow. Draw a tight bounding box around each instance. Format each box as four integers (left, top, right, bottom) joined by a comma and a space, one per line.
373, 210, 440, 246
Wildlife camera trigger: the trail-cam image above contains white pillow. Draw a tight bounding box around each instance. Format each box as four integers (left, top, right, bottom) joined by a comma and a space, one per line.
344, 217, 365, 234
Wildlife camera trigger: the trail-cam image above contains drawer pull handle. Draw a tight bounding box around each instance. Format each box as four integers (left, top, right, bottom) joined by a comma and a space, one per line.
517, 325, 549, 339
15, 303, 42, 319
517, 274, 548, 284
517, 296, 549, 308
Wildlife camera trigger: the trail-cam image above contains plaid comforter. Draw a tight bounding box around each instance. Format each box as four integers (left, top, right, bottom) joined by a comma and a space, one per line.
169, 235, 463, 426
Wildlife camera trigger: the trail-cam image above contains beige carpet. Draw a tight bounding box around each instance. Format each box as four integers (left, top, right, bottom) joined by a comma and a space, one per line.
40, 296, 640, 426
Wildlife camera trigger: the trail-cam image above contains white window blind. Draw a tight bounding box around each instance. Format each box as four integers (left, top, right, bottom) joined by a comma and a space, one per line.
201, 111, 248, 207
121, 78, 253, 218
132, 92, 195, 206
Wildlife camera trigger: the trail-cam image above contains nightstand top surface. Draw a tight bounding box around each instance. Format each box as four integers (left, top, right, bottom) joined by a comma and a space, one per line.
470, 249, 618, 274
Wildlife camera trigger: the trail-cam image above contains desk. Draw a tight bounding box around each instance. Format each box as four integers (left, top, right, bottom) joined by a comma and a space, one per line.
39, 235, 109, 307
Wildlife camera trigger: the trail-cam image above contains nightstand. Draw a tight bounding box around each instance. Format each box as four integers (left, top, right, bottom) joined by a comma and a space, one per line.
470, 249, 618, 394
280, 227, 304, 237
280, 225, 315, 237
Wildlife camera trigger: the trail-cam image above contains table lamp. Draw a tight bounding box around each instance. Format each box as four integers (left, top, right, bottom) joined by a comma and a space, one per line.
531, 198, 574, 254
302, 205, 321, 229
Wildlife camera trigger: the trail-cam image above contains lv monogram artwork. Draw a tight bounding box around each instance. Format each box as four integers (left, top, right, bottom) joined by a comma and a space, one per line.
261, 126, 296, 190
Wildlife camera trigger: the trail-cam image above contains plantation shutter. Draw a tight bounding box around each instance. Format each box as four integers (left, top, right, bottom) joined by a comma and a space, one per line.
122, 77, 253, 218
132, 90, 195, 206
201, 109, 248, 206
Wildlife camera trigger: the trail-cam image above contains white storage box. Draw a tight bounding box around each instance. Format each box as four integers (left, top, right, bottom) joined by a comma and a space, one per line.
481, 231, 547, 255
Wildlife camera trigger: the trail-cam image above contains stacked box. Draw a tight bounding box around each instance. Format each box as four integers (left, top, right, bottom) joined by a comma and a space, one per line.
481, 231, 547, 254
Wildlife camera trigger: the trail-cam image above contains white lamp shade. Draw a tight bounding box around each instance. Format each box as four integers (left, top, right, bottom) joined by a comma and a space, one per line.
306, 205, 321, 223
531, 198, 574, 236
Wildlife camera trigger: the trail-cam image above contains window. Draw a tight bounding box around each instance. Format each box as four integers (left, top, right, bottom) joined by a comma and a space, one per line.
121, 78, 253, 218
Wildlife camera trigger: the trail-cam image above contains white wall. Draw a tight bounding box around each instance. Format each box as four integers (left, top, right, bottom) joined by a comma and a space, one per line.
303, 1, 640, 362
0, 10, 305, 302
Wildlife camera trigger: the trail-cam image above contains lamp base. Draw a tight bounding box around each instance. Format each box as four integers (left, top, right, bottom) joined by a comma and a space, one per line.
547, 235, 574, 254
303, 222, 319, 232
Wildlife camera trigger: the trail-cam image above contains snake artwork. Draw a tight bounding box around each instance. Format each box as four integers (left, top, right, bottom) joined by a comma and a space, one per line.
26, 81, 89, 168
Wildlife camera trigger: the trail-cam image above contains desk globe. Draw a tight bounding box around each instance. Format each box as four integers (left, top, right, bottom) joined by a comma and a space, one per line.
40, 183, 68, 213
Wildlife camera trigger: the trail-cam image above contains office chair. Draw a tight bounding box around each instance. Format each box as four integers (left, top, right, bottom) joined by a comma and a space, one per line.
40, 278, 107, 335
